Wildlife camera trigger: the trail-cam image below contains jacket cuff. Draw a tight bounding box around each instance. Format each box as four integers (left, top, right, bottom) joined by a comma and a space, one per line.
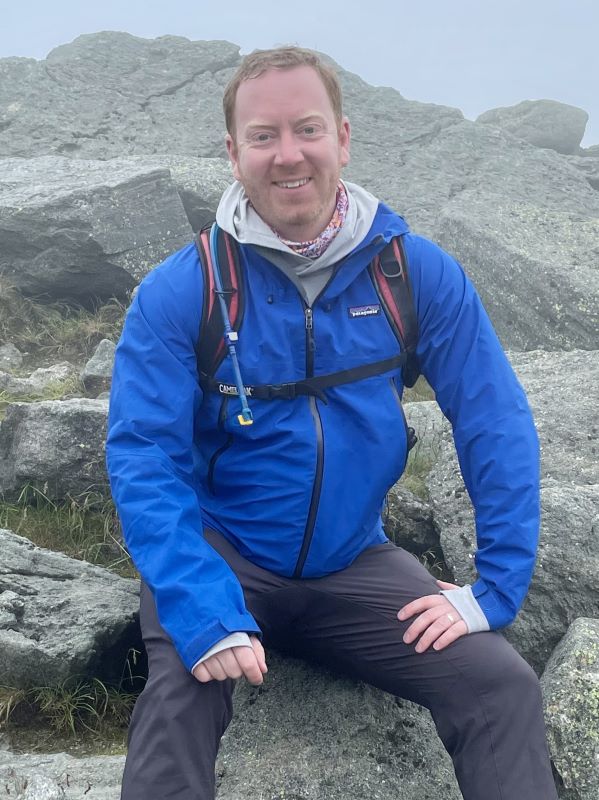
180, 615, 261, 671
191, 632, 252, 673
440, 585, 490, 633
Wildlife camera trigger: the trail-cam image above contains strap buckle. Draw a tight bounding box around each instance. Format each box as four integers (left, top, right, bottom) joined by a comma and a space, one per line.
267, 383, 297, 400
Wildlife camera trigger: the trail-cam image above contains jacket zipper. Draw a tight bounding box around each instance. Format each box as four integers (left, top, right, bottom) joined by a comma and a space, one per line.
207, 397, 232, 495
293, 305, 324, 577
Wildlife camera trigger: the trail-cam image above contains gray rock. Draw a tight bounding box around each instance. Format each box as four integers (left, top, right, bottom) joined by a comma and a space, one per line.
0, 528, 138, 688
384, 484, 436, 555
0, 750, 124, 799
0, 156, 192, 303
385, 402, 447, 558
121, 155, 233, 231
216, 651, 460, 800
0, 652, 462, 799
567, 154, 599, 190
0, 33, 461, 167
476, 99, 589, 155
541, 618, 599, 800
353, 121, 599, 237
0, 362, 77, 397
0, 33, 240, 160
0, 398, 109, 501
0, 343, 23, 371
12, 773, 65, 799
81, 340, 116, 395
424, 350, 599, 672
435, 193, 599, 350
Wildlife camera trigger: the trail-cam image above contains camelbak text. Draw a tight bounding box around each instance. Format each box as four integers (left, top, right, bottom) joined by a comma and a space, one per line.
218, 383, 254, 397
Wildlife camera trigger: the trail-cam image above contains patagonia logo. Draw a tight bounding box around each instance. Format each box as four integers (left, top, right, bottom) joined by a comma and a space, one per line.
218, 383, 254, 397
348, 304, 381, 318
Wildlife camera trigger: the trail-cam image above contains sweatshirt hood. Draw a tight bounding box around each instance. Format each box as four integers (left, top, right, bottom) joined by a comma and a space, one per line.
215, 179, 410, 303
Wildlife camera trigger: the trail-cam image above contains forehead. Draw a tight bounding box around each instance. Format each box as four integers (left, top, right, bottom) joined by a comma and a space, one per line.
233, 65, 335, 129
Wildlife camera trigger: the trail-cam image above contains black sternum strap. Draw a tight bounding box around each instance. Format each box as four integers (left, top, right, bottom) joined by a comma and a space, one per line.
200, 353, 408, 403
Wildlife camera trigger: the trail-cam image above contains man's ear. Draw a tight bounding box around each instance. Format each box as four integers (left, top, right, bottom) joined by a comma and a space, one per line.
225, 133, 241, 181
338, 117, 351, 167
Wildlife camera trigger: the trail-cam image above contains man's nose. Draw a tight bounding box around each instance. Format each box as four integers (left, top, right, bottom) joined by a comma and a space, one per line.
273, 131, 304, 166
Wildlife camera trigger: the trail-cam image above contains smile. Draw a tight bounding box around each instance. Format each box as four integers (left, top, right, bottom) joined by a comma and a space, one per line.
274, 178, 311, 189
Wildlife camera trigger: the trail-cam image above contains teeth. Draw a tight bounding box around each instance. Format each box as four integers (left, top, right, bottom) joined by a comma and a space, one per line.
276, 178, 309, 188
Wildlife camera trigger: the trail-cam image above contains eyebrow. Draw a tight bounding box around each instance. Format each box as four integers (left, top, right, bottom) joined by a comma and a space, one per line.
243, 113, 328, 132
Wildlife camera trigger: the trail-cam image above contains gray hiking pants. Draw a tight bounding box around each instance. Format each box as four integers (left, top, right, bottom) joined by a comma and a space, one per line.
121, 529, 558, 800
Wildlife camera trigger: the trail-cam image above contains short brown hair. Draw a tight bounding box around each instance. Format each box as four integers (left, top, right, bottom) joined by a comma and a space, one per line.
223, 46, 343, 138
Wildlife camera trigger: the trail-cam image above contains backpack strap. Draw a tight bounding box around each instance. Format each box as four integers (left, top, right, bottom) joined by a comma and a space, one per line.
370, 236, 420, 388
195, 230, 419, 400
194, 223, 245, 380
200, 352, 409, 402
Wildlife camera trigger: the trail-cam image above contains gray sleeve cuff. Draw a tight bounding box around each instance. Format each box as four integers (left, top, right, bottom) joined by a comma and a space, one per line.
441, 585, 490, 633
191, 632, 252, 673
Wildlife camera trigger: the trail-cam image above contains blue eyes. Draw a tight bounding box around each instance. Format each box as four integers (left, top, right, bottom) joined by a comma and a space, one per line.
250, 126, 320, 144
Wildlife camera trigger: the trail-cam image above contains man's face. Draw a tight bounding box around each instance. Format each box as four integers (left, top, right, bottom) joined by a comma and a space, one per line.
226, 65, 351, 242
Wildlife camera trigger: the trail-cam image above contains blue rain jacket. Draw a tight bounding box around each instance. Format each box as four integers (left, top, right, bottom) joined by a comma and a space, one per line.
106, 203, 540, 671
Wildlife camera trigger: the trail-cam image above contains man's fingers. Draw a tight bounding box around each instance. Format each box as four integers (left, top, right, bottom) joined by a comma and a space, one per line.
206, 653, 228, 681
192, 662, 213, 683
432, 622, 468, 651
234, 645, 265, 685
398, 593, 444, 621
436, 579, 461, 590
412, 613, 457, 653
215, 649, 243, 680
250, 635, 268, 673
403, 605, 448, 644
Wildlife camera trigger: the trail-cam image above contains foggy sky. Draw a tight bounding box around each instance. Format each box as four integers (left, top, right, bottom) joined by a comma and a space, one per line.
1, 0, 597, 146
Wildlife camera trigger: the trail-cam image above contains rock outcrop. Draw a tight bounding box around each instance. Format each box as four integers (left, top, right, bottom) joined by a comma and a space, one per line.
81, 340, 116, 395
0, 529, 138, 688
476, 99, 589, 155
0, 398, 109, 501
420, 350, 599, 672
541, 618, 599, 799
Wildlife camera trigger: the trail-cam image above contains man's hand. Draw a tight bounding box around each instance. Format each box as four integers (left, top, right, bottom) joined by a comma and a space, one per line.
398, 579, 468, 653
192, 635, 267, 685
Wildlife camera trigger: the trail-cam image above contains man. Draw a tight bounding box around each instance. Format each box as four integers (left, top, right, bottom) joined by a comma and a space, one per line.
107, 47, 558, 799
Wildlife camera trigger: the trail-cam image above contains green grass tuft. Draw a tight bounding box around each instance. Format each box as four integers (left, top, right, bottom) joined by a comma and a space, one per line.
0, 485, 135, 578
0, 279, 126, 366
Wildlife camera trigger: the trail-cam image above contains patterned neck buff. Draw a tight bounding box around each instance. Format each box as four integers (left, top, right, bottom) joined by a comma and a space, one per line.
276, 182, 349, 259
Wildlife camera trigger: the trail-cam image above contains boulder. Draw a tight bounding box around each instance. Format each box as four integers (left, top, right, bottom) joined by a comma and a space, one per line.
423, 350, 599, 672
350, 120, 599, 237
435, 193, 599, 350
0, 343, 23, 371
0, 749, 124, 799
120, 155, 233, 231
0, 650, 463, 799
0, 362, 78, 397
216, 651, 460, 800
0, 32, 462, 166
384, 484, 436, 555
0, 398, 109, 501
81, 340, 116, 395
0, 33, 240, 160
0, 156, 192, 303
476, 99, 589, 155
541, 618, 599, 800
0, 528, 139, 688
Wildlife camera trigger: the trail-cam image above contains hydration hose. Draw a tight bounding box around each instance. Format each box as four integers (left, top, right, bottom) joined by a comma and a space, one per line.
209, 223, 254, 426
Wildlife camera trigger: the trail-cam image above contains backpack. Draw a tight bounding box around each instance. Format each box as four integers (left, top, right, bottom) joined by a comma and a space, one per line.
193, 222, 419, 433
